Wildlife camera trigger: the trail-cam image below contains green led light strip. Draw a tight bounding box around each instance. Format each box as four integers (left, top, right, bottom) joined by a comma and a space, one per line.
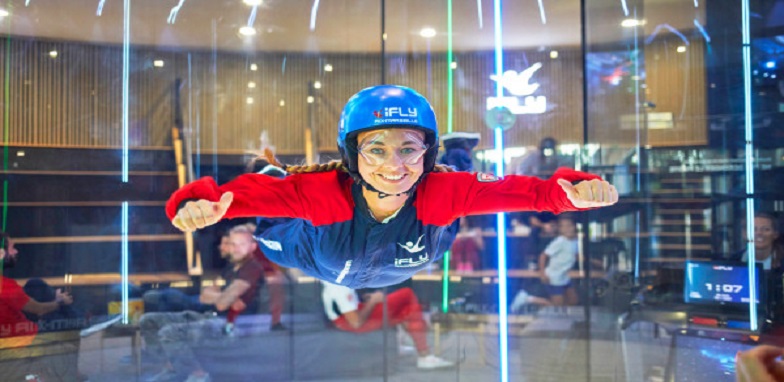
442, 0, 453, 314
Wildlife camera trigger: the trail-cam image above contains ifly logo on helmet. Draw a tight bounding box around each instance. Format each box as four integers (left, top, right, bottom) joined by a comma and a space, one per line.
373, 107, 418, 119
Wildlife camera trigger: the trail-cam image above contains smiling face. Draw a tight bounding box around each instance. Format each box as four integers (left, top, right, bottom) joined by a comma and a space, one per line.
754, 216, 779, 253
356, 128, 427, 196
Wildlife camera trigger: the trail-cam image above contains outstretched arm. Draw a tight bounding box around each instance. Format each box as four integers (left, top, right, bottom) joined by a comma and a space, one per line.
166, 171, 353, 232
417, 168, 618, 225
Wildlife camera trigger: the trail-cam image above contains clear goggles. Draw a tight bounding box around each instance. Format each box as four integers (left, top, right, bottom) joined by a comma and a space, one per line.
357, 130, 429, 166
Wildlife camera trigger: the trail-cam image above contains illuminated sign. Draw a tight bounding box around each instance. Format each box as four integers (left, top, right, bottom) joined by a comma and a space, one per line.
487, 63, 547, 115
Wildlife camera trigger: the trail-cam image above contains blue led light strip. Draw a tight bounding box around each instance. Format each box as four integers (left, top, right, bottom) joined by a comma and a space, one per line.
740, 0, 757, 331
493, 0, 508, 380
121, 0, 131, 324
121, 202, 129, 324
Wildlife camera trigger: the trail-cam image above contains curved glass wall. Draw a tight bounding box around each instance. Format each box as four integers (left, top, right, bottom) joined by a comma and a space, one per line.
0, 0, 782, 381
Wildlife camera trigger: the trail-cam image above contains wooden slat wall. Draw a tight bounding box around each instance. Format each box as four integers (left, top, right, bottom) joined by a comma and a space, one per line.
0, 37, 706, 154
586, 36, 707, 147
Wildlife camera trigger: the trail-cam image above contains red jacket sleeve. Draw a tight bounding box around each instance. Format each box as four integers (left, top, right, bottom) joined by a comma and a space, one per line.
165, 170, 355, 226
416, 167, 602, 226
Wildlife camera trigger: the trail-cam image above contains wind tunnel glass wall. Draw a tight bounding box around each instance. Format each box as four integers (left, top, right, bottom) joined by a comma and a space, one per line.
582, 1, 784, 382
2, 0, 784, 381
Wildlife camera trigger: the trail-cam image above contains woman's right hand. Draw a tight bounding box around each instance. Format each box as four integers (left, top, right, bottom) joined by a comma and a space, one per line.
172, 192, 233, 232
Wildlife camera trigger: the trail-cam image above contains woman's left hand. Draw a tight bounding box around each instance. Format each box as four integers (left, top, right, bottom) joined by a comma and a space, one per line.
557, 178, 619, 209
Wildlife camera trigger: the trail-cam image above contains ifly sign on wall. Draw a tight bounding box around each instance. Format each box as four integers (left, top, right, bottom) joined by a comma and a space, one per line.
486, 63, 547, 115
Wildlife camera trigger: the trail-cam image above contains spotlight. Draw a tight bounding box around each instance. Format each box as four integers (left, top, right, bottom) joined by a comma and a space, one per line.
419, 27, 437, 38
239, 26, 257, 36
621, 19, 643, 27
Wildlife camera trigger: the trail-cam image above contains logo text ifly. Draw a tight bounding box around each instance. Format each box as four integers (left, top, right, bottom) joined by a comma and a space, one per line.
374, 107, 418, 118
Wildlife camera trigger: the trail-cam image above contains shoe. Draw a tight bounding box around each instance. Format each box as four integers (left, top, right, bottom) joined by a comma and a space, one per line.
144, 369, 182, 382
270, 322, 287, 331
417, 354, 455, 370
184, 372, 211, 382
398, 344, 417, 356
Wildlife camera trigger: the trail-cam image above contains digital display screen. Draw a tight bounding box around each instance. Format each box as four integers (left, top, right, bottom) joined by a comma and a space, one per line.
684, 261, 761, 305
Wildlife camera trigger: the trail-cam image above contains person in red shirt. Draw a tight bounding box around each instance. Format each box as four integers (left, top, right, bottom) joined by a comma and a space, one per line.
0, 232, 74, 349
321, 281, 453, 369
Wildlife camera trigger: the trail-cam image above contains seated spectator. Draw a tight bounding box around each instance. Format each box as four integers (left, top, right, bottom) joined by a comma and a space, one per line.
537, 215, 579, 306
1, 232, 75, 348
139, 224, 265, 382
143, 233, 233, 314
320, 281, 453, 370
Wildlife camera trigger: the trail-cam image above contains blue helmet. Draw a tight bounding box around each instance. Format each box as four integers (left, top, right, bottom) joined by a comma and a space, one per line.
337, 85, 440, 178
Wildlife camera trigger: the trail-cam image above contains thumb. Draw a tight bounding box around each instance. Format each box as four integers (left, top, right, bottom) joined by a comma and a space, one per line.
556, 179, 576, 196
215, 192, 234, 214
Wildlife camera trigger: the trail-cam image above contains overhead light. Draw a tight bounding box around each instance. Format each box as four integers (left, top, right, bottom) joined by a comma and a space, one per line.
250, 63, 258, 71
765, 61, 776, 69
246, 97, 254, 104
621, 19, 643, 27
307, 96, 314, 103
153, 60, 165, 67
239, 26, 257, 36
248, 81, 256, 89
676, 46, 686, 53
279, 99, 285, 107
243, 0, 262, 5
550, 50, 558, 59
49, 50, 58, 59
16, 151, 25, 157
0, 9, 9, 17
324, 64, 333, 72
419, 27, 437, 38
313, 81, 322, 89
450, 62, 457, 69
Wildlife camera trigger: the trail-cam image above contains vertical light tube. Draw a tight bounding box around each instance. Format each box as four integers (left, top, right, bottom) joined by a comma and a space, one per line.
122, 0, 130, 182
740, 0, 758, 331
121, 202, 129, 324
120, 0, 131, 324
442, 0, 454, 314
493, 1, 508, 381
447, 0, 454, 134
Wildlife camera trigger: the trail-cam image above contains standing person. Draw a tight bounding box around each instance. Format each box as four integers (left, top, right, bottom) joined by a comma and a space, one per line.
321, 281, 453, 369
538, 215, 579, 306
139, 225, 265, 382
741, 212, 782, 270
450, 218, 483, 272
438, 131, 480, 172
167, 85, 618, 289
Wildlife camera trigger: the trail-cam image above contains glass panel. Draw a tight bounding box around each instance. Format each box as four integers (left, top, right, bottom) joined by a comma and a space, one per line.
3, 0, 782, 380
585, 0, 784, 381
